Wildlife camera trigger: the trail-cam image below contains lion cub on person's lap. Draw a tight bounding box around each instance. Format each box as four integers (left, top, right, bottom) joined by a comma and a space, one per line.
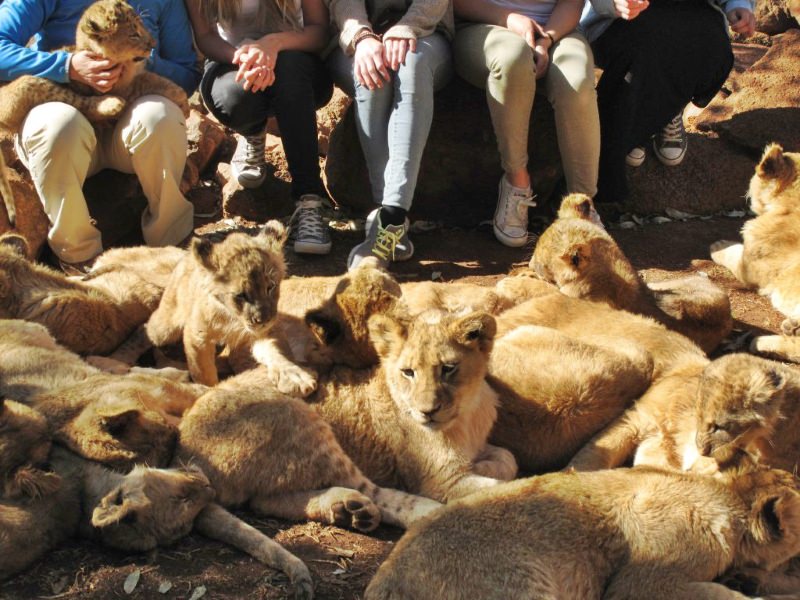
145, 222, 315, 392
711, 144, 800, 363
366, 466, 800, 600
0, 0, 188, 134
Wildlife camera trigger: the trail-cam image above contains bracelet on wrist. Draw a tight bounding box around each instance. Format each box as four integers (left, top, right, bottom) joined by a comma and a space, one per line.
352, 29, 381, 48
542, 31, 555, 46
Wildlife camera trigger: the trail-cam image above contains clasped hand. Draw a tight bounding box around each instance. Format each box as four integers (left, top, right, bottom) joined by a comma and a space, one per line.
353, 36, 417, 90
505, 13, 549, 79
234, 37, 281, 92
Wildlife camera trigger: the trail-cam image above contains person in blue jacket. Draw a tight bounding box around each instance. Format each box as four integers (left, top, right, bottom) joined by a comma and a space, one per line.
0, 0, 200, 274
580, 0, 755, 206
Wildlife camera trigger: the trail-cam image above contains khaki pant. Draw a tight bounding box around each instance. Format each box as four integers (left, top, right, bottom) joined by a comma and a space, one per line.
16, 96, 193, 263
454, 26, 600, 196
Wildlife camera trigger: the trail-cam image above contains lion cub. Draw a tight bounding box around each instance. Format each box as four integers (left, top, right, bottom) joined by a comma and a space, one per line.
711, 143, 800, 363
366, 467, 800, 600
532, 194, 732, 352
146, 222, 315, 393
0, 0, 188, 134
310, 308, 517, 502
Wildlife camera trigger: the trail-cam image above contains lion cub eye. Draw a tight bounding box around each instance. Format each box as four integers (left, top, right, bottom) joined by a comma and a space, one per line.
132, 56, 146, 62
441, 364, 458, 377
401, 368, 415, 379
709, 423, 725, 434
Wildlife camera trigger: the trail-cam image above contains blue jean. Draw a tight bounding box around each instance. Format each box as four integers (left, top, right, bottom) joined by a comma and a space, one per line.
327, 33, 452, 211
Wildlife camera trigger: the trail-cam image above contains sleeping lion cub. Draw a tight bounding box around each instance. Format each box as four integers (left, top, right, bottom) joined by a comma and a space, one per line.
366, 466, 800, 600
711, 143, 800, 363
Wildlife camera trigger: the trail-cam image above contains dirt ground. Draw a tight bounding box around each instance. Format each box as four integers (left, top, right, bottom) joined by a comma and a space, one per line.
0, 213, 786, 600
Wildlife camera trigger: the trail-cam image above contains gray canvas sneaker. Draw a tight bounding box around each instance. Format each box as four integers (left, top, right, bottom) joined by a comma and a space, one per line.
653, 112, 688, 166
288, 194, 332, 255
230, 133, 267, 189
348, 208, 414, 270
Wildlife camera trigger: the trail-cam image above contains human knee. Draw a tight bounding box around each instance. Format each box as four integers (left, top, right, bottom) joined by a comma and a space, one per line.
125, 96, 187, 151
547, 42, 597, 109
485, 35, 535, 87
20, 102, 96, 160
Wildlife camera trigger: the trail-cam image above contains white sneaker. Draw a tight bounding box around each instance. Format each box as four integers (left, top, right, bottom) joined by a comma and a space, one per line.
288, 195, 331, 255
626, 146, 646, 167
230, 133, 267, 189
653, 112, 688, 166
493, 177, 536, 248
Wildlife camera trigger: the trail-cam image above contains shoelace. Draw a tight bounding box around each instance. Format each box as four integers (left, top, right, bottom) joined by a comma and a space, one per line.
505, 192, 537, 227
372, 225, 404, 261
291, 198, 325, 239
244, 135, 266, 168
661, 115, 685, 143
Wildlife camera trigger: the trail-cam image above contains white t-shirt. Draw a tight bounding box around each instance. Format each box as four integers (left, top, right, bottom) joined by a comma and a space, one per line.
218, 0, 304, 46
487, 0, 557, 26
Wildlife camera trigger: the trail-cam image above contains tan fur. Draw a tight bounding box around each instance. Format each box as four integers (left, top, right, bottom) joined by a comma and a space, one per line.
711, 144, 800, 362
533, 196, 732, 352
0, 150, 15, 227
487, 324, 653, 473
0, 398, 59, 499
310, 309, 517, 502
400, 281, 501, 316
0, 234, 182, 354
145, 222, 317, 393
0, 319, 204, 469
366, 467, 800, 600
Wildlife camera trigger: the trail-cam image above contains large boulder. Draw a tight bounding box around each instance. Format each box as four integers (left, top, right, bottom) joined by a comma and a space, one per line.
754, 0, 799, 34
0, 165, 49, 258
182, 108, 228, 193
696, 30, 800, 153
324, 77, 561, 227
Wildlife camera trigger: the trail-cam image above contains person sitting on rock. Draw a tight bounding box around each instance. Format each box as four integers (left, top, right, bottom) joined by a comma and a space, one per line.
187, 0, 335, 256
325, 0, 454, 270
0, 0, 200, 275
580, 0, 755, 205
453, 0, 600, 248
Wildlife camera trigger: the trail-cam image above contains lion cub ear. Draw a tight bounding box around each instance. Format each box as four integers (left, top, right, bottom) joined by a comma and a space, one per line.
758, 144, 795, 185
368, 313, 408, 358
259, 220, 288, 252
564, 242, 590, 270
92, 486, 145, 528
0, 233, 29, 258
191, 237, 217, 272
452, 312, 496, 351
306, 310, 343, 346
750, 488, 800, 548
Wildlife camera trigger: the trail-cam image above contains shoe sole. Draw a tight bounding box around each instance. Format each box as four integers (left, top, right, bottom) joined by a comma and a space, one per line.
493, 223, 529, 248
654, 153, 686, 167
230, 163, 267, 189
625, 153, 646, 167
294, 240, 332, 255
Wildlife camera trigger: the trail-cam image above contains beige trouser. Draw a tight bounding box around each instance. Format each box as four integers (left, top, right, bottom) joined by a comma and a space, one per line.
454, 25, 600, 196
15, 96, 193, 263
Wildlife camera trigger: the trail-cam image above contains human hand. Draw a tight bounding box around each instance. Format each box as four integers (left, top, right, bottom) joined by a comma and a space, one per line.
533, 41, 550, 79
69, 50, 122, 93
506, 12, 544, 48
383, 37, 416, 71
354, 36, 390, 90
240, 64, 275, 92
234, 37, 280, 87
613, 0, 649, 20
726, 7, 756, 36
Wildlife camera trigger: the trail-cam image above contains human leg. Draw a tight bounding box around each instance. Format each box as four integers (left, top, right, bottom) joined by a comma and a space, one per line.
541, 32, 599, 197
454, 24, 537, 246
15, 103, 102, 263
347, 34, 452, 269
99, 95, 193, 248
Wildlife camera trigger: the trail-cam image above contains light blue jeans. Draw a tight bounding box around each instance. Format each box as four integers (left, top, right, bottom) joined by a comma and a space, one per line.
327, 33, 453, 211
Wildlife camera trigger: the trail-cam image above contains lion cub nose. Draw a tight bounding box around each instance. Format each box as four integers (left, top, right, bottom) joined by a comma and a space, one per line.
421, 404, 442, 420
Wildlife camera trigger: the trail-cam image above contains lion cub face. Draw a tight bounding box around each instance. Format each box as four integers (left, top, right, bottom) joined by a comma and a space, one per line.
76, 0, 154, 89
695, 354, 790, 466
369, 310, 495, 428
191, 223, 287, 335
749, 144, 800, 216
91, 464, 214, 551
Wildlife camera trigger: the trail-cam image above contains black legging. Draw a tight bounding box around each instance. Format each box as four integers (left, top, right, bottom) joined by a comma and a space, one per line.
200, 50, 333, 199
592, 0, 734, 203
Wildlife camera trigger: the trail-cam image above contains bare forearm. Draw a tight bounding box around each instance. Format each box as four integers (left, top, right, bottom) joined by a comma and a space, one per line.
195, 32, 236, 63
257, 25, 328, 54
543, 0, 585, 39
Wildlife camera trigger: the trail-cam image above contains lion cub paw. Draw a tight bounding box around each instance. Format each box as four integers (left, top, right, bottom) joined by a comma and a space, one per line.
267, 363, 317, 398
781, 317, 800, 337
95, 96, 127, 119
327, 488, 381, 532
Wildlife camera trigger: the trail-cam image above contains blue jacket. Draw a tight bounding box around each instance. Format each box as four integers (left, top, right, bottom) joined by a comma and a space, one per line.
580, 0, 755, 43
0, 0, 200, 94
